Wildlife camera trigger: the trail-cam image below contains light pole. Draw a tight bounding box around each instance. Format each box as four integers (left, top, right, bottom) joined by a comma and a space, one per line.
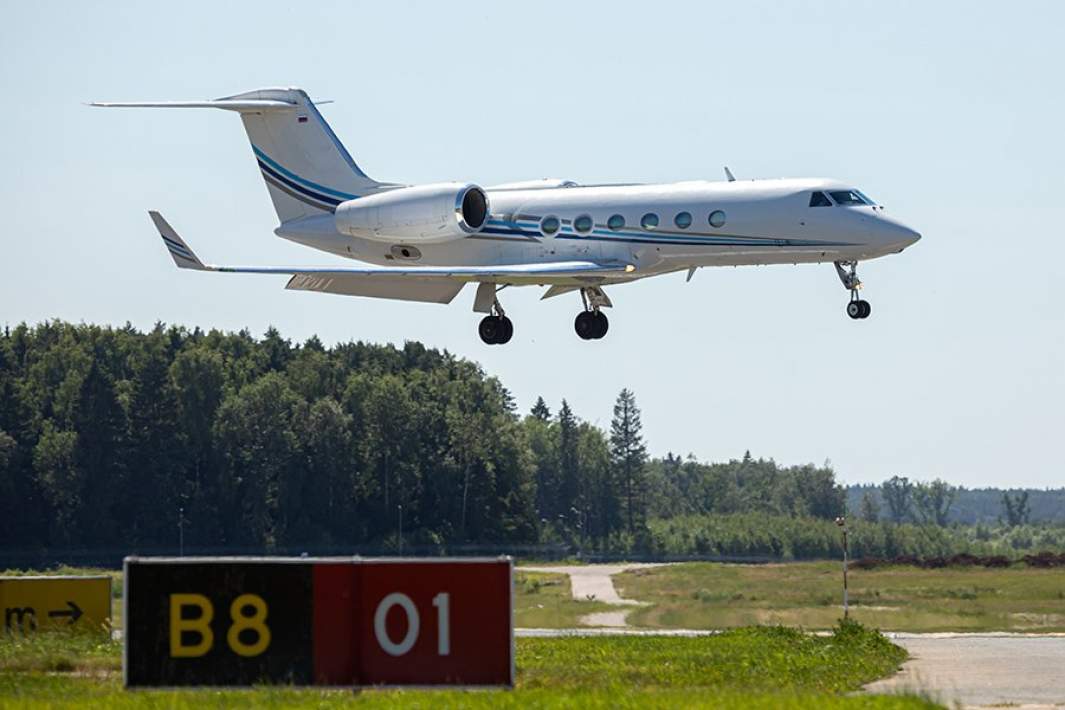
397, 504, 403, 556
835, 516, 849, 619
178, 506, 185, 557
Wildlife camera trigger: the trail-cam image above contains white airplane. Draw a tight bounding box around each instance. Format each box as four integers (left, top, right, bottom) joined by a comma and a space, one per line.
93, 87, 920, 344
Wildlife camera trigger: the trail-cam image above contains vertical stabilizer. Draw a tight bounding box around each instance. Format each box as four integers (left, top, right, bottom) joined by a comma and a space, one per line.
92, 87, 397, 224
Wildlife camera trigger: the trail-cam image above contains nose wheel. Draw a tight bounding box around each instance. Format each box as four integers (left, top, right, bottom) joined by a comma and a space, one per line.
846, 295, 871, 319
835, 261, 872, 320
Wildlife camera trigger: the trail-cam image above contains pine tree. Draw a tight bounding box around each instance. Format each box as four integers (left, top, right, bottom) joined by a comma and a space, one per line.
557, 400, 581, 527
530, 396, 551, 421
609, 389, 648, 536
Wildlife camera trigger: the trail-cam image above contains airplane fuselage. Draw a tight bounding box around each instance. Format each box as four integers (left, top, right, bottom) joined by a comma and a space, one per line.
278, 177, 920, 286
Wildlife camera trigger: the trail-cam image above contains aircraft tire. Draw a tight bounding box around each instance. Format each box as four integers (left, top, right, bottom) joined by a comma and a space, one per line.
498, 316, 514, 344
592, 311, 609, 339
479, 316, 500, 344
858, 300, 871, 319
574, 312, 596, 340
846, 301, 863, 319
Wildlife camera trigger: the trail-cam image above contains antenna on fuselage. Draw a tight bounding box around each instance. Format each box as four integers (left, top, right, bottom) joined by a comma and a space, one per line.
724, 166, 736, 182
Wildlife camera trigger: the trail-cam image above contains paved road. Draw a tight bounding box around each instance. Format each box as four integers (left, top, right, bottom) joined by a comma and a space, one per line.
516, 628, 1065, 708
521, 563, 668, 627
521, 563, 666, 605
867, 633, 1065, 708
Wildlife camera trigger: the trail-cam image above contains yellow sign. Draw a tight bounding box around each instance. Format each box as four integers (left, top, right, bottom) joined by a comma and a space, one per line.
0, 576, 111, 634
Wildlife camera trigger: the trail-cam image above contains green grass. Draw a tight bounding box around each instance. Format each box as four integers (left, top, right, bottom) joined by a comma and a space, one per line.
0, 629, 120, 674
0, 622, 934, 708
617, 561, 1065, 632
513, 571, 620, 628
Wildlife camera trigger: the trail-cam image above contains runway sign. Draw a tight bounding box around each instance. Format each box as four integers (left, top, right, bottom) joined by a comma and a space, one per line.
124, 557, 512, 688
0, 575, 111, 635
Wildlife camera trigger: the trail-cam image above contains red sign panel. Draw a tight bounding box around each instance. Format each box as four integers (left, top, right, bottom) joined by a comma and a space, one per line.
310, 558, 512, 687
356, 560, 512, 686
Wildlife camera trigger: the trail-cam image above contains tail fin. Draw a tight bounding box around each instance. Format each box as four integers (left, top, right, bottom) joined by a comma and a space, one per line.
93, 87, 395, 223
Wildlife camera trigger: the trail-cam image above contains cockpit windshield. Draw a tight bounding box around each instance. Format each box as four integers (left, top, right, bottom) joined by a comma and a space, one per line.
830, 189, 876, 206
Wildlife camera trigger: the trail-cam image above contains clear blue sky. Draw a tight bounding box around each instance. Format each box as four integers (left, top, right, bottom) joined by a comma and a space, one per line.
3, 1, 1062, 488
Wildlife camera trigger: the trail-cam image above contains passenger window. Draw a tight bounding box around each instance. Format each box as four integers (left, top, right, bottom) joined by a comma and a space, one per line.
674, 211, 693, 229
641, 213, 659, 230
574, 215, 593, 234
607, 214, 625, 231
540, 216, 561, 235
708, 210, 726, 228
809, 192, 832, 207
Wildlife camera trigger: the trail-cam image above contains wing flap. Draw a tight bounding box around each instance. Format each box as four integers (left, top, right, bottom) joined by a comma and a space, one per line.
286, 273, 465, 304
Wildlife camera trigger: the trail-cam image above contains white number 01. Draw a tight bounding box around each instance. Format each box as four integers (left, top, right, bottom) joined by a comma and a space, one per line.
373, 592, 450, 657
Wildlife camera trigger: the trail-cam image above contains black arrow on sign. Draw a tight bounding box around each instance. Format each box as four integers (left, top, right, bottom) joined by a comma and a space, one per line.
48, 601, 83, 625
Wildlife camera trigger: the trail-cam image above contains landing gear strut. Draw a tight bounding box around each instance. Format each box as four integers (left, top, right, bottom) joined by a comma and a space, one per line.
835, 261, 871, 320
575, 287, 610, 340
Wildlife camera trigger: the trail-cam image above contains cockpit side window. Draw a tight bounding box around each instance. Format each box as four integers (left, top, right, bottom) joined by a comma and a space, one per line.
830, 190, 872, 206
809, 191, 832, 207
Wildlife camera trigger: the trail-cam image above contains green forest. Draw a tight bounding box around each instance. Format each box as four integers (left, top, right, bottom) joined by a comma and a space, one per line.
1, 321, 1062, 566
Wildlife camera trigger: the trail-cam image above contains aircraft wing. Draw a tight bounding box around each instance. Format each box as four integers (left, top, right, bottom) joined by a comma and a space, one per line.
149, 211, 635, 304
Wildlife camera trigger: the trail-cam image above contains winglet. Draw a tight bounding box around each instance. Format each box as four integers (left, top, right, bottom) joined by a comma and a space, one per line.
724, 166, 736, 182
148, 211, 209, 270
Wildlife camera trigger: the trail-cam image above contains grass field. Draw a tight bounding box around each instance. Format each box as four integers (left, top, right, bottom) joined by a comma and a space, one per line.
616, 562, 1065, 632
0, 622, 935, 708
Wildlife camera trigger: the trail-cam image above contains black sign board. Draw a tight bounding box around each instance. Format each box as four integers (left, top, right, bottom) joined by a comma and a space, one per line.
125, 558, 314, 687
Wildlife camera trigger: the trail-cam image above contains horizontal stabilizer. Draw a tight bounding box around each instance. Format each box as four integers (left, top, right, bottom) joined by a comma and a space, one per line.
90, 99, 295, 112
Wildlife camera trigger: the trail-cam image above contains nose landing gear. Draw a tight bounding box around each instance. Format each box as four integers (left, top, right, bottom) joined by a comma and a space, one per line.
835, 261, 871, 320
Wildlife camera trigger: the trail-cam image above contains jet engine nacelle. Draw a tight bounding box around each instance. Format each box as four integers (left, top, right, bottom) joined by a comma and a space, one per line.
334, 182, 489, 244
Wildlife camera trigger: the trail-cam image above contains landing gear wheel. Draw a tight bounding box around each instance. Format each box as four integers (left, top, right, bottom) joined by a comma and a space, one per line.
858, 300, 871, 319
574, 311, 597, 340
497, 316, 514, 344
479, 315, 501, 344
846, 301, 863, 320
591, 311, 609, 339
479, 315, 514, 345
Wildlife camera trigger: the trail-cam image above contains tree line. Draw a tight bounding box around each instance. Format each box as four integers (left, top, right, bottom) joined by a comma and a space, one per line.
1, 321, 1060, 565
848, 479, 1065, 527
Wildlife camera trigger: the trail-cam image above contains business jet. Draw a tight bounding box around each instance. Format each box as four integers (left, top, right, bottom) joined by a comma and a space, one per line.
93, 87, 920, 345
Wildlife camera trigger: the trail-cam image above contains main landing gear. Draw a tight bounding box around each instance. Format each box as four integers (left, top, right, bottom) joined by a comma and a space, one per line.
574, 287, 610, 340
473, 283, 513, 345
478, 303, 513, 345
835, 261, 871, 320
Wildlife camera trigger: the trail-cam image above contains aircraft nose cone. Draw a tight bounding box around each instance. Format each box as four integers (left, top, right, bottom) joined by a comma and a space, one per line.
876, 215, 921, 250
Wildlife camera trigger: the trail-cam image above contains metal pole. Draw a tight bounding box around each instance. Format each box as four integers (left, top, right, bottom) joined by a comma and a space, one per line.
835, 516, 849, 619
843, 527, 849, 618
178, 507, 185, 557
